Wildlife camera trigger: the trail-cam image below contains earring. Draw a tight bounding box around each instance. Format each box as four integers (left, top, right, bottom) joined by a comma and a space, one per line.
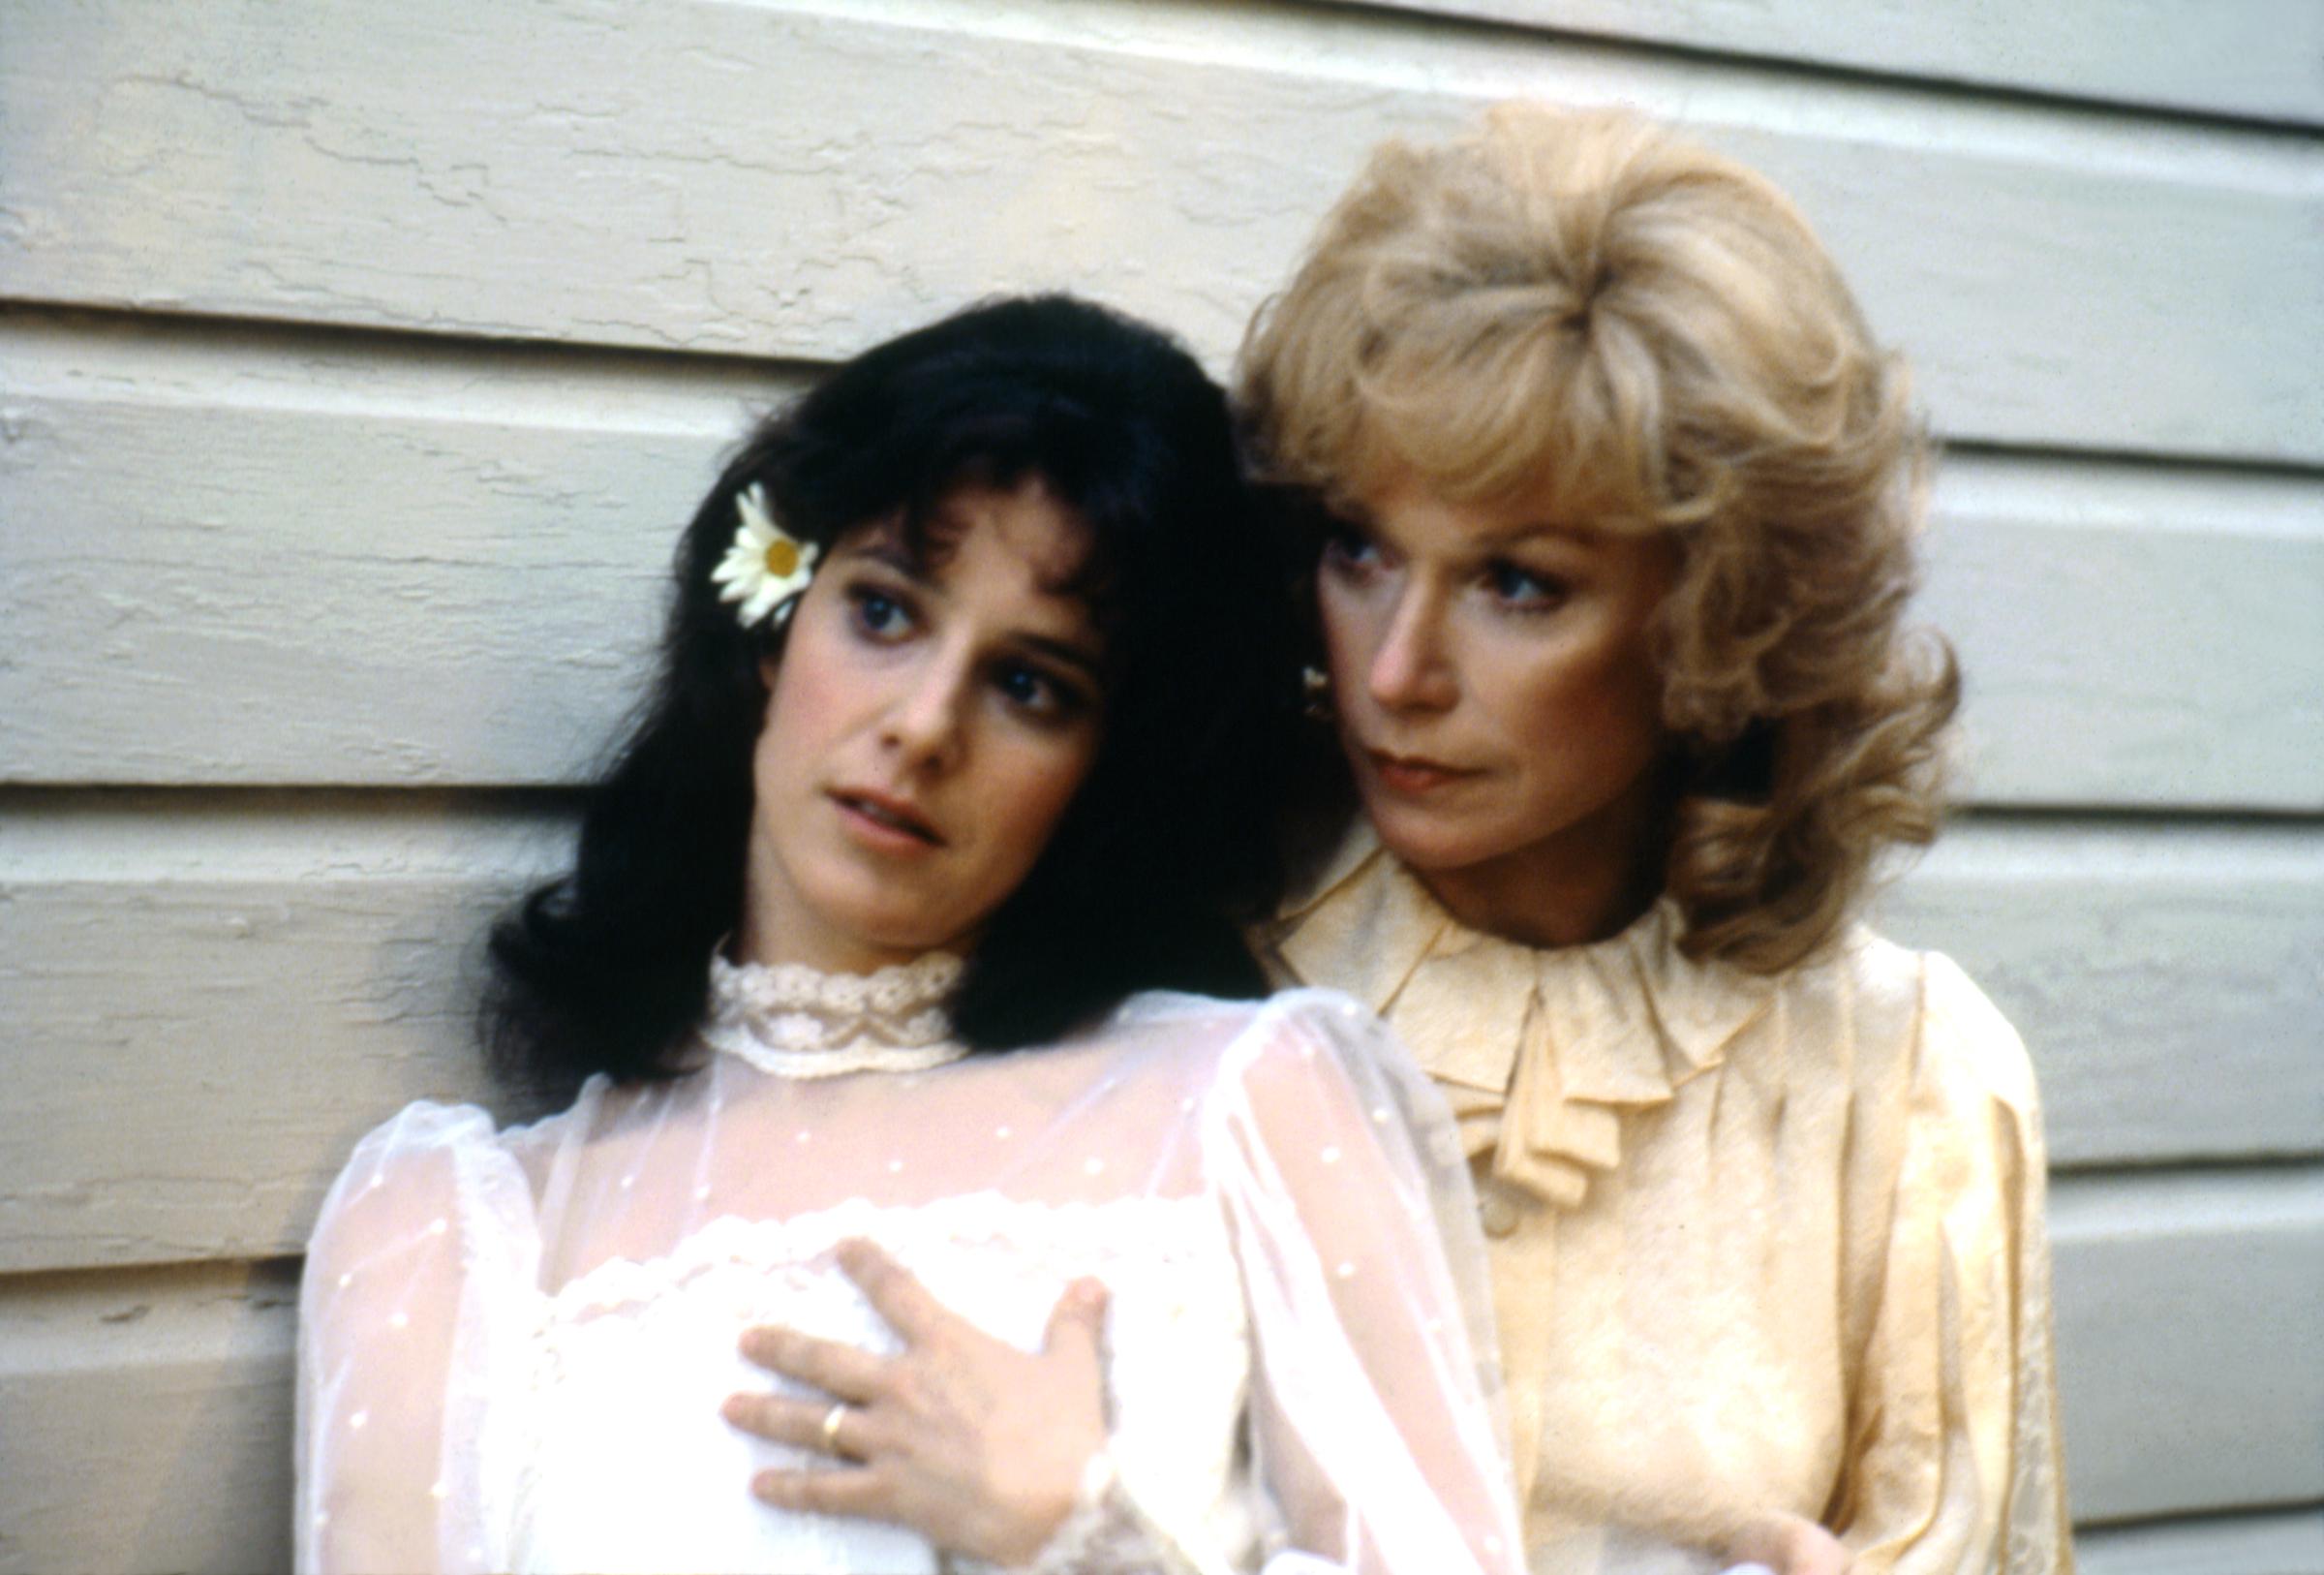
1300, 665, 1334, 723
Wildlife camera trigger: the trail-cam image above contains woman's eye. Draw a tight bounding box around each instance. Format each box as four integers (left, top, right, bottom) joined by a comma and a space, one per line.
1320, 525, 1382, 574
1484, 562, 1569, 610
993, 662, 1089, 723
847, 586, 914, 639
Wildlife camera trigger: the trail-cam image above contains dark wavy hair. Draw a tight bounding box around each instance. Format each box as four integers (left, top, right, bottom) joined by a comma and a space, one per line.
489, 295, 1299, 1096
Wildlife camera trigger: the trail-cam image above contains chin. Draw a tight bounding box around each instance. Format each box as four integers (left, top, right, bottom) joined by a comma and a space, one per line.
796, 880, 965, 963
1360, 797, 1504, 876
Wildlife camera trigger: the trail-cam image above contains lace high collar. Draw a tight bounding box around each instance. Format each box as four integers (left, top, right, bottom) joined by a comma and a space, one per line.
1267, 823, 1775, 1210
700, 951, 967, 1079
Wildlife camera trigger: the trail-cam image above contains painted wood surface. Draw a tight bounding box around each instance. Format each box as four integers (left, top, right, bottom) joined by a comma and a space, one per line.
0, 311, 775, 788
5, 1, 2319, 463
1345, 0, 2324, 124
1878, 817, 2324, 1168
6, 803, 2317, 1274
3, 1171, 2315, 1573
5, 0, 2317, 1564
9, 314, 2318, 806
2078, 1510, 2324, 1575
2048, 1166, 2324, 1521
0, 1260, 299, 1575
0, 800, 533, 1274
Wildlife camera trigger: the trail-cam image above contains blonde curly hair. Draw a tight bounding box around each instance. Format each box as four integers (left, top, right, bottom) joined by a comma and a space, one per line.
1238, 105, 1958, 972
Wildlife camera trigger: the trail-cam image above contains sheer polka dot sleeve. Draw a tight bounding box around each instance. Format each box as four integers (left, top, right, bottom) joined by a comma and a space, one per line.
1206, 991, 1524, 1575
295, 1102, 537, 1574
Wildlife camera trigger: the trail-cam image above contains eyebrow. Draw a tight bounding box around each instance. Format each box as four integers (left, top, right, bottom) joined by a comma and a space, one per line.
1476, 521, 1597, 551
1014, 632, 1107, 685
1351, 510, 1595, 554
837, 536, 1108, 683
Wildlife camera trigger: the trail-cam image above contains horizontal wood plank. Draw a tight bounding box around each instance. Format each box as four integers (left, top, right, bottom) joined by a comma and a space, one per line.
3, 0, 2318, 462
1879, 818, 2324, 1169
2078, 1509, 2324, 1575
2, 1169, 2313, 1571
0, 313, 778, 787
0, 802, 533, 1274
7, 316, 2317, 805
0, 1260, 299, 1575
2049, 1168, 2324, 1522
1342, 0, 2324, 125
1921, 455, 2324, 812
5, 802, 2317, 1271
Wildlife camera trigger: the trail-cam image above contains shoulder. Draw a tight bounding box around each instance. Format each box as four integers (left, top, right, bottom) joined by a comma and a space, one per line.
1114, 985, 1401, 1071
1821, 929, 2042, 1121
306, 1101, 497, 1260
306, 1091, 579, 1269
1119, 987, 1457, 1156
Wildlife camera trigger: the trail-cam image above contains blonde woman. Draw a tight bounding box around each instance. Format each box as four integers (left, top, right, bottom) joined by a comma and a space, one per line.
1235, 107, 2069, 1571
721, 112, 2070, 1574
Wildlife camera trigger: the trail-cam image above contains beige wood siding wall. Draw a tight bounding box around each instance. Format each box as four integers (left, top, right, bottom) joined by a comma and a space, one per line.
3, 2, 2319, 1569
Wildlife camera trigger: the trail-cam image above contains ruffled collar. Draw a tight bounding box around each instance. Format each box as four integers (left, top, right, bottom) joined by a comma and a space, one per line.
700, 951, 967, 1079
1269, 824, 1774, 1210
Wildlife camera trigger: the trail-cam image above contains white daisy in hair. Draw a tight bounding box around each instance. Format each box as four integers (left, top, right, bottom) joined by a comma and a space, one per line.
713, 482, 820, 627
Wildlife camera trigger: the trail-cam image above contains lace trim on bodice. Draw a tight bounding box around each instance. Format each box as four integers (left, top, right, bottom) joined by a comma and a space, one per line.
701, 951, 967, 1077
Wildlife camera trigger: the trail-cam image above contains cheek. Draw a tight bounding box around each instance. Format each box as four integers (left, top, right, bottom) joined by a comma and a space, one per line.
1315, 579, 1376, 695
750, 633, 857, 821
994, 733, 1097, 852
1508, 640, 1665, 782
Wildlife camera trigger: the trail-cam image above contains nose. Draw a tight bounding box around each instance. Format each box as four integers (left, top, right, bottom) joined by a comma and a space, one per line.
1365, 582, 1458, 714
881, 650, 969, 772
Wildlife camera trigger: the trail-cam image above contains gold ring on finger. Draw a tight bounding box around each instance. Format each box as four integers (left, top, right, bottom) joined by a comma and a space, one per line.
818, 1401, 850, 1455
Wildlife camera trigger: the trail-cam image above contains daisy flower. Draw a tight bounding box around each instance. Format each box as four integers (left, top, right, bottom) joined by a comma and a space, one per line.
712, 483, 820, 628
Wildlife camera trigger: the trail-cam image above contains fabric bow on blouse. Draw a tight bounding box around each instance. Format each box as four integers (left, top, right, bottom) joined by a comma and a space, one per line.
1273, 829, 1776, 1212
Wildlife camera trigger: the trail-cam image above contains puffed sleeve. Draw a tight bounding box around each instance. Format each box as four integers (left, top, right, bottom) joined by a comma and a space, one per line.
1205, 990, 1526, 1575
295, 1101, 540, 1575
1835, 955, 2073, 1573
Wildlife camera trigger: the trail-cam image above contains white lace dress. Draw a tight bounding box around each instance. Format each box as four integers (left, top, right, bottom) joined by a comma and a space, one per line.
295, 957, 1524, 1575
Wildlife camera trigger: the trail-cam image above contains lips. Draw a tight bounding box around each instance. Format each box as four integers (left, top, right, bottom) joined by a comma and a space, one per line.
1363, 749, 1477, 795
829, 788, 945, 846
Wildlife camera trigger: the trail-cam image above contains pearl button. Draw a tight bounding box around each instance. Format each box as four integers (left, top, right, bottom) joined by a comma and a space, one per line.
1479, 1187, 1522, 1239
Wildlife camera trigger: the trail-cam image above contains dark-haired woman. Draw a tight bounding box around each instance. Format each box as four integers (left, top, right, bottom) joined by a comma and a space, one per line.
294, 296, 1524, 1574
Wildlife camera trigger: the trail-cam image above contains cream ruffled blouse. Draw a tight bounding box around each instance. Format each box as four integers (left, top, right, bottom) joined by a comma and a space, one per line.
1263, 826, 2072, 1574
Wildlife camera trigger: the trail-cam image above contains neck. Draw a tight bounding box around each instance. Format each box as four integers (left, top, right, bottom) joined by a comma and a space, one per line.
732, 898, 944, 975
737, 815, 961, 975
1409, 778, 1673, 951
